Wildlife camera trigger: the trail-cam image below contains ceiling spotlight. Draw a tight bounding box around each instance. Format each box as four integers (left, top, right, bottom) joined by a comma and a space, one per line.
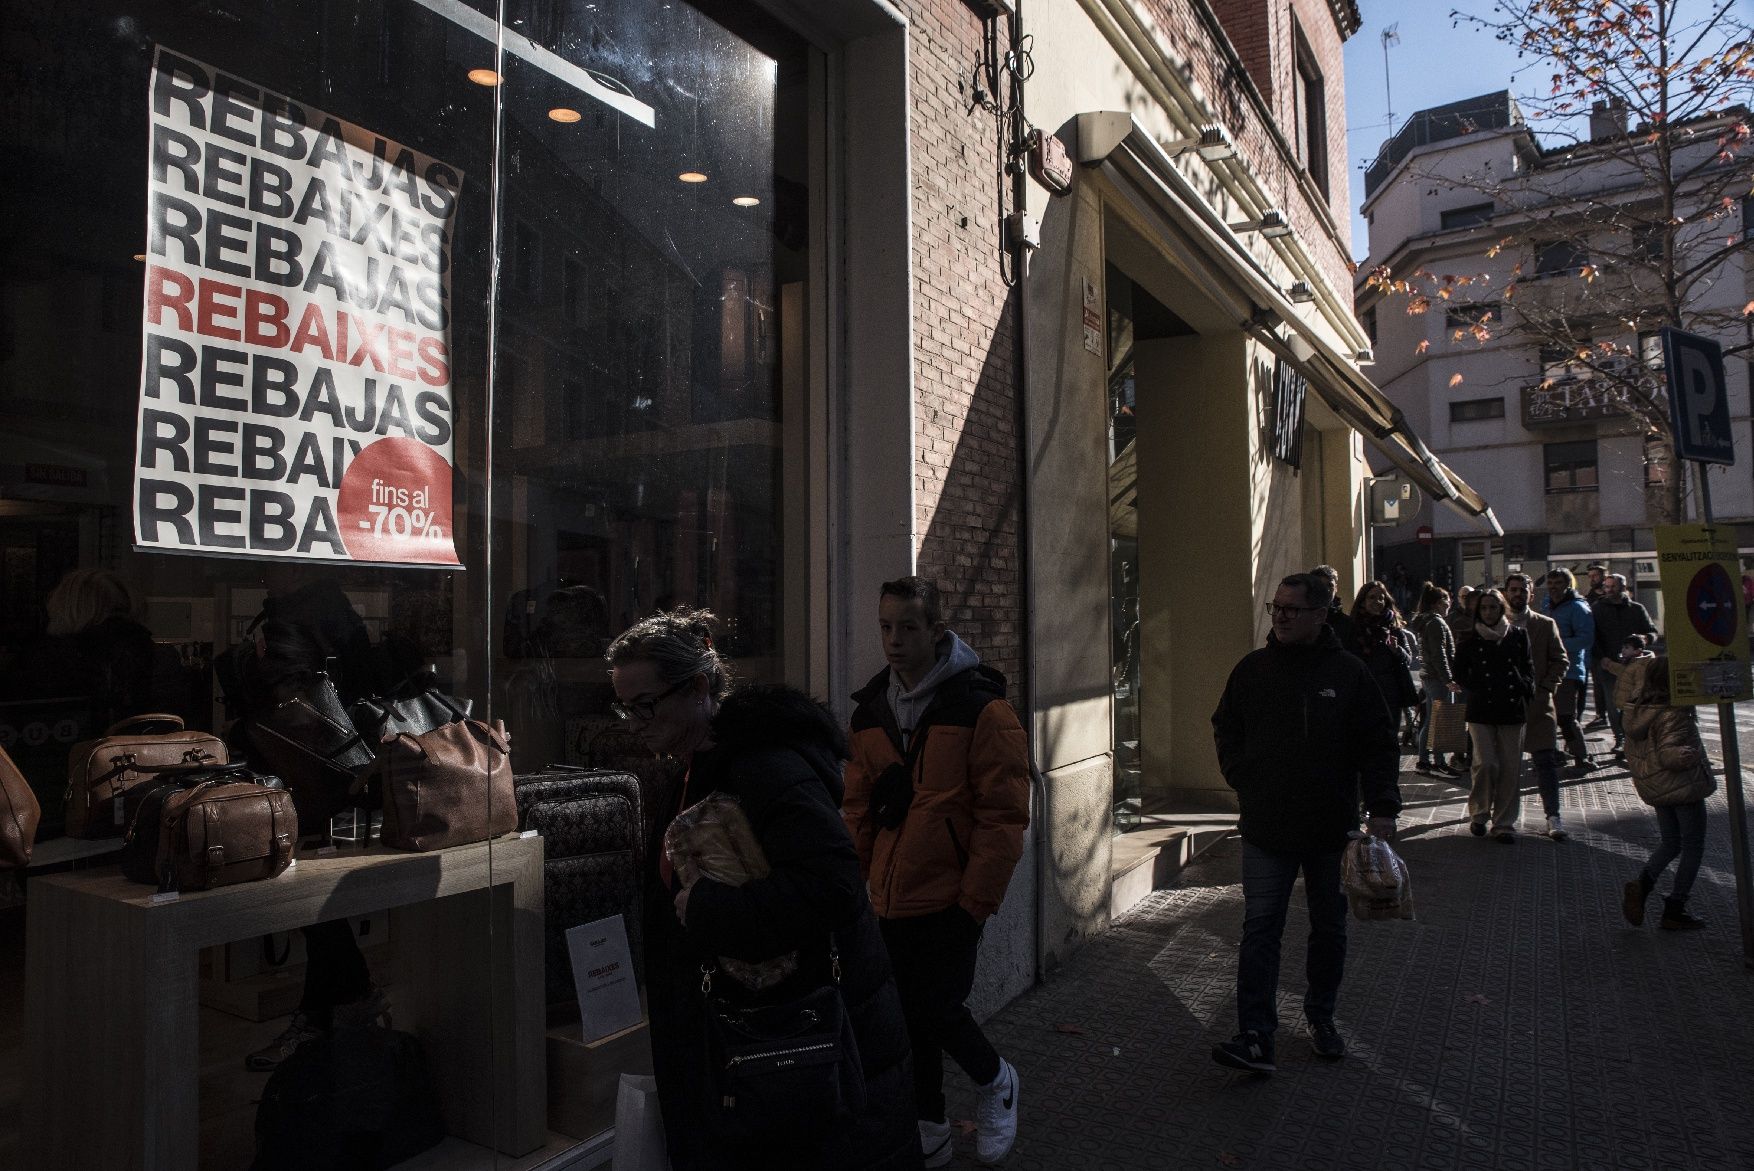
678, 171, 709, 183
467, 68, 502, 87
1230, 208, 1293, 239
132, 253, 146, 262
548, 107, 581, 123
731, 195, 761, 207
1286, 280, 1317, 304
1162, 125, 1235, 162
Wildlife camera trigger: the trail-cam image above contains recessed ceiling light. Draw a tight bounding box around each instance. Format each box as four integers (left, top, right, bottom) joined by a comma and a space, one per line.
548, 107, 582, 123
731, 195, 761, 207
132, 253, 146, 262
678, 171, 708, 183
467, 68, 502, 87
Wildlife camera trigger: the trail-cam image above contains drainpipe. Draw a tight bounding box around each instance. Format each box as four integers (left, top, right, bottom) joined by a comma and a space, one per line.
998, 0, 1049, 987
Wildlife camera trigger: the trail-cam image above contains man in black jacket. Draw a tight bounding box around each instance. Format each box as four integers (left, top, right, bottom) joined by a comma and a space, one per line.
1591, 573, 1657, 751
1209, 572, 1402, 1074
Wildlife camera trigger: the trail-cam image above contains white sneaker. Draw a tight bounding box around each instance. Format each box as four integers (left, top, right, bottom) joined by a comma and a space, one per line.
973, 1058, 1019, 1164
919, 1119, 952, 1168
1547, 814, 1569, 841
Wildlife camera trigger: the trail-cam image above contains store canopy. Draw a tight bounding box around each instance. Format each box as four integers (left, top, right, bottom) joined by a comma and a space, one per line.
1077, 112, 1502, 537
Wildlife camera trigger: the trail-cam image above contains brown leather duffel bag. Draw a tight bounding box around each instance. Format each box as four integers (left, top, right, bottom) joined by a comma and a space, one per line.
380, 719, 515, 851
67, 714, 229, 839
1, 743, 42, 871
122, 767, 297, 892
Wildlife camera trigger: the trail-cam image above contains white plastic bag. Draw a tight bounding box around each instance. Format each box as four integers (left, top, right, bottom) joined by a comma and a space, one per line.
1342, 833, 1416, 920
612, 1074, 669, 1171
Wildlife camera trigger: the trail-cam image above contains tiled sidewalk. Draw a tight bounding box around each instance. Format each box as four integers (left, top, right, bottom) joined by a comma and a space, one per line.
943, 743, 1754, 1170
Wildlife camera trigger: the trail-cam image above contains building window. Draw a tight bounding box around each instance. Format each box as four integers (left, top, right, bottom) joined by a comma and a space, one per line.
1633, 223, 1665, 262
1450, 397, 1505, 422
1541, 337, 1593, 381
1535, 239, 1589, 278
1292, 22, 1328, 200
1545, 440, 1599, 493
1362, 305, 1378, 344
1440, 203, 1494, 230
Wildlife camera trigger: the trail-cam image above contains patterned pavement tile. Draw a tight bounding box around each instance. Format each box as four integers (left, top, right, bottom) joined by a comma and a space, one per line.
934, 729, 1754, 1170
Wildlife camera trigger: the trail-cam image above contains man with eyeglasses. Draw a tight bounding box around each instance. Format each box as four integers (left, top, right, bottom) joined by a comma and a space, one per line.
1210, 571, 1401, 1074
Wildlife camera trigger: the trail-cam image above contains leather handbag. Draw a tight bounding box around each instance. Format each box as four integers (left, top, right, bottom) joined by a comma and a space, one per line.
65, 713, 227, 839
246, 670, 375, 835
350, 676, 470, 742
122, 764, 297, 892
1, 742, 42, 871
702, 936, 866, 1145
379, 718, 516, 851
1428, 695, 1469, 755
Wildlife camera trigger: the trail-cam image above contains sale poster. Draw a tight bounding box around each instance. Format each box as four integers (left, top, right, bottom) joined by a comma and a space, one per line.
133, 47, 463, 567
1654, 524, 1751, 705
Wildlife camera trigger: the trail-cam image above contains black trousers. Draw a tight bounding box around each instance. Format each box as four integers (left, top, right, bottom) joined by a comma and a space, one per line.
880, 907, 1002, 1123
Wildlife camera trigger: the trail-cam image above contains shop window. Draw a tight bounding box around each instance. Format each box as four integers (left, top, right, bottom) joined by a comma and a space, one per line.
1545, 440, 1600, 493
1450, 397, 1505, 422
1440, 203, 1494, 231
1535, 239, 1589, 278
1292, 20, 1328, 201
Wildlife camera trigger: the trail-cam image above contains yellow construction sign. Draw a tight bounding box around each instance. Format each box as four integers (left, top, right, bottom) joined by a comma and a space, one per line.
1654, 524, 1752, 705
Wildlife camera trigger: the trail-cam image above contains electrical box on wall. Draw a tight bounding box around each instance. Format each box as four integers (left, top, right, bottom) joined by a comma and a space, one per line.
1027, 129, 1074, 196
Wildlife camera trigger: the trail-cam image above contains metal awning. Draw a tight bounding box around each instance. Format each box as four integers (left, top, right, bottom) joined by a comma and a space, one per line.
1077, 111, 1501, 537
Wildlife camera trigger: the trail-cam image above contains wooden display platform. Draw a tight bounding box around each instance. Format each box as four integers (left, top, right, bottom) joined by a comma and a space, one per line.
23, 835, 546, 1170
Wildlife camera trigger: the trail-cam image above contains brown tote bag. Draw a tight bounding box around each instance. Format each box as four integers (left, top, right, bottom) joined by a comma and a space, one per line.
1, 743, 42, 871
1427, 696, 1470, 756
379, 719, 516, 851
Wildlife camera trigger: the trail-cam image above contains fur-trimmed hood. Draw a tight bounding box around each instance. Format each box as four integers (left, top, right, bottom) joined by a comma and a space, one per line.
709, 683, 849, 804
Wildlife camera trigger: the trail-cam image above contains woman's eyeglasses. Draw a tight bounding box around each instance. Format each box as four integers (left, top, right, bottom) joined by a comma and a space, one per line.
611, 676, 693, 722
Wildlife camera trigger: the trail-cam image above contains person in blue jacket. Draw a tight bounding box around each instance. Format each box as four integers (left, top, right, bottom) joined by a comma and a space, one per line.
1541, 568, 1596, 771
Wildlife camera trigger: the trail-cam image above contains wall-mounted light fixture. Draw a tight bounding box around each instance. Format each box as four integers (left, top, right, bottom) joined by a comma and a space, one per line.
1160, 125, 1235, 162
1286, 280, 1316, 304
1229, 208, 1292, 239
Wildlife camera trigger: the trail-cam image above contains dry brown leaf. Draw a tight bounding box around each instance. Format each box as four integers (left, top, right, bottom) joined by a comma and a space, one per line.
1449, 373, 1465, 387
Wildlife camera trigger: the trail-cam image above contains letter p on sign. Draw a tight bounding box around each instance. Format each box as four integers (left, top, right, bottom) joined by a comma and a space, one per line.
1663, 327, 1735, 466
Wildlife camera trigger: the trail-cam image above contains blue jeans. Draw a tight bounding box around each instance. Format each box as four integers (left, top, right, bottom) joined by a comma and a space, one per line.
1594, 665, 1624, 738
1237, 842, 1347, 1036
1644, 801, 1708, 902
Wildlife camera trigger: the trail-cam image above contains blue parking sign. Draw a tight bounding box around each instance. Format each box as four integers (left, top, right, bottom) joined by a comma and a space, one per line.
1663, 327, 1734, 465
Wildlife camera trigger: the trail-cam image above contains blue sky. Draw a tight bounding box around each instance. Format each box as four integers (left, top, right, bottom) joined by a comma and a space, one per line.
1342, 1, 1751, 260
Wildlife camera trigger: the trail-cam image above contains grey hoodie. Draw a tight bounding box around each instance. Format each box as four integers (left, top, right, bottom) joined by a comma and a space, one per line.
887, 630, 980, 749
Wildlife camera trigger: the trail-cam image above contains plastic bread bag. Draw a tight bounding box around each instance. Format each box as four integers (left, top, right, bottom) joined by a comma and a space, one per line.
663, 792, 799, 990
1342, 832, 1416, 921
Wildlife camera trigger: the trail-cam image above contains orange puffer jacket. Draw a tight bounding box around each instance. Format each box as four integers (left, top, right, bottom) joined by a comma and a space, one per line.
1616, 656, 1717, 807
841, 663, 1031, 921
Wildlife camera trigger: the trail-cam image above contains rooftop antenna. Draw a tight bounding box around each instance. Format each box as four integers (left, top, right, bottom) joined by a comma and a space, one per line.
1381, 24, 1401, 138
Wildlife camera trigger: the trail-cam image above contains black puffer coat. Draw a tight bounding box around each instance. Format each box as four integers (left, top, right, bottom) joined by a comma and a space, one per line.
1453, 627, 1535, 725
643, 685, 921, 1171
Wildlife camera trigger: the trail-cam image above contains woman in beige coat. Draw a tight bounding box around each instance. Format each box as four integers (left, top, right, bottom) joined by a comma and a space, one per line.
1613, 649, 1715, 930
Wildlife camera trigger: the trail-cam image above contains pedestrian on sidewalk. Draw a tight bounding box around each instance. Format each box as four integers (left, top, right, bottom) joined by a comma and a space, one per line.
1582, 563, 1610, 727
842, 576, 1031, 1167
1454, 588, 1535, 843
1591, 574, 1656, 754
1505, 573, 1572, 839
1209, 572, 1401, 1074
1541, 568, 1596, 772
1409, 584, 1462, 776
1311, 564, 1356, 649
1343, 581, 1421, 746
1611, 648, 1715, 931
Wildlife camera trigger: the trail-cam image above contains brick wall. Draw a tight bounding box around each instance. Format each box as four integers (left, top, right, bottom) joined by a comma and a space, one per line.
901, 0, 1026, 693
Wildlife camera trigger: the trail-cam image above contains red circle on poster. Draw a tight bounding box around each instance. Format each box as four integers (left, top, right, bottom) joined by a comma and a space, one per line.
335, 437, 460, 565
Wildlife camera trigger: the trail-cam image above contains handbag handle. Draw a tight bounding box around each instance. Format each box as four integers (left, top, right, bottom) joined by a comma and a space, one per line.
103, 713, 186, 737
701, 933, 841, 997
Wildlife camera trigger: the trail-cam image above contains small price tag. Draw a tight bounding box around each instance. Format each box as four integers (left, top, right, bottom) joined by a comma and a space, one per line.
519, 829, 539, 839
148, 891, 181, 905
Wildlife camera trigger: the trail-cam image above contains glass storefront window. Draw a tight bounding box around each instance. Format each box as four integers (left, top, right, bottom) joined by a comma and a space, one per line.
0, 1, 808, 1165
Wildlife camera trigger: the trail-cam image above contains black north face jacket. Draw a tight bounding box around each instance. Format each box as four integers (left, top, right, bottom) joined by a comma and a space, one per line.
1212, 626, 1402, 854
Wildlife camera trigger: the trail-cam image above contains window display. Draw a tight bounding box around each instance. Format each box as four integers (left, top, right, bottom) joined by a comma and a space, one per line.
0, 0, 807, 1165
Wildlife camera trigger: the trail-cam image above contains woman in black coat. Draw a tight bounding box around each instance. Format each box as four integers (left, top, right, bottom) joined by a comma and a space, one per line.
1453, 588, 1535, 843
1345, 581, 1421, 742
608, 609, 920, 1171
